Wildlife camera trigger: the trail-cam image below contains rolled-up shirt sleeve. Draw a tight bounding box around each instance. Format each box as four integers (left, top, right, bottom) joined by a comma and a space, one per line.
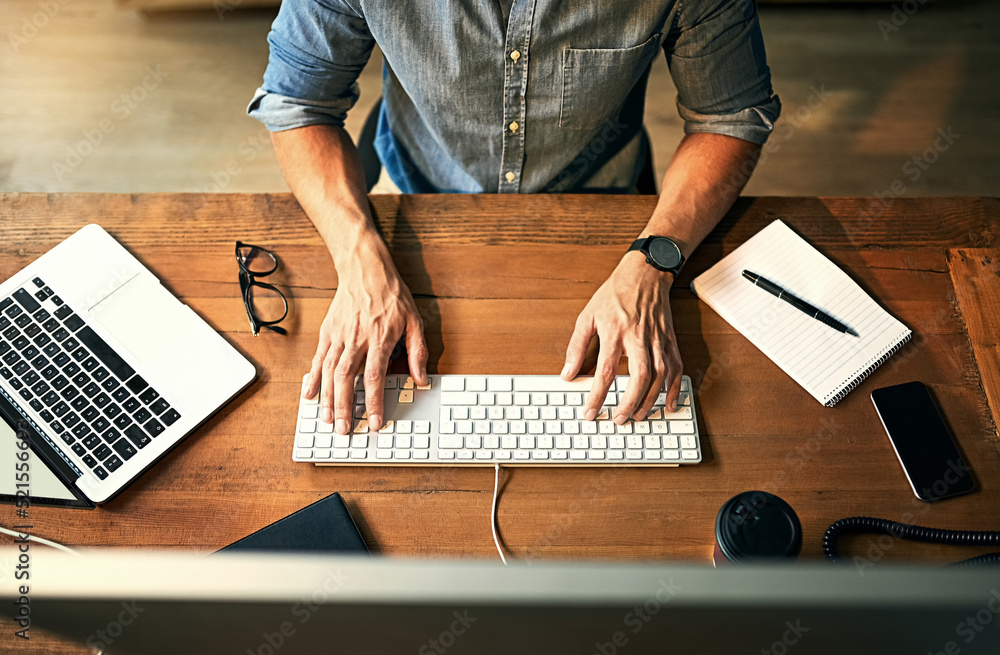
247, 0, 375, 131
665, 0, 781, 145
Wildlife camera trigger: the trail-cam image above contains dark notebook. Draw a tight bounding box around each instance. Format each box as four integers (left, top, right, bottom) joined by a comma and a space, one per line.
219, 492, 369, 554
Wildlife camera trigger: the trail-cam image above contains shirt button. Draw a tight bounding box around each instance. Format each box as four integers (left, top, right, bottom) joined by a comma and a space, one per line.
505, 171, 515, 183
510, 50, 520, 61
509, 121, 519, 133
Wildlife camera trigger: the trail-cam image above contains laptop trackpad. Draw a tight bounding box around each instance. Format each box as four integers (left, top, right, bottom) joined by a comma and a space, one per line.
88, 274, 198, 364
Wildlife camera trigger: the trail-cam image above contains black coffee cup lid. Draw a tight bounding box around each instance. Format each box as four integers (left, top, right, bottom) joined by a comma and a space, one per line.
715, 491, 802, 563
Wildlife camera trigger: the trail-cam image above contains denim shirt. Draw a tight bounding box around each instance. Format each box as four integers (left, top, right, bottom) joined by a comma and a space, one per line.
248, 0, 780, 194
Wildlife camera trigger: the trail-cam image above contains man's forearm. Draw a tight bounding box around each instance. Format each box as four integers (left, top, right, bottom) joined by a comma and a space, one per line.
271, 124, 385, 266
641, 133, 762, 260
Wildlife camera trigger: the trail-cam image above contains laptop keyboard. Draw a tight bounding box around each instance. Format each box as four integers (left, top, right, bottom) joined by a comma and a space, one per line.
294, 374, 701, 466
0, 277, 181, 481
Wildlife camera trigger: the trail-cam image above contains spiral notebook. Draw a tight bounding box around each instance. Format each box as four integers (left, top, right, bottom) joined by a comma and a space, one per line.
690, 220, 911, 407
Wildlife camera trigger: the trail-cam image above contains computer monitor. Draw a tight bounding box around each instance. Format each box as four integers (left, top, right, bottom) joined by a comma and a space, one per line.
2, 549, 999, 654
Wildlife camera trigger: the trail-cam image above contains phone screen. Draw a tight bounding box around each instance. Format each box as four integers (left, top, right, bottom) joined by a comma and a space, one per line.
870, 381, 974, 502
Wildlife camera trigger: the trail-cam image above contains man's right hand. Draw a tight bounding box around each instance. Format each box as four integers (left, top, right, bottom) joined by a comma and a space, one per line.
302, 233, 428, 434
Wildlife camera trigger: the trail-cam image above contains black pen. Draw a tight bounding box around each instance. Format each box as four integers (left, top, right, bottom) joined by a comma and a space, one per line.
742, 270, 858, 337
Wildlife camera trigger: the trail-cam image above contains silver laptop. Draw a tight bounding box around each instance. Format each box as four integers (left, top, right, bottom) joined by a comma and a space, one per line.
0, 224, 256, 507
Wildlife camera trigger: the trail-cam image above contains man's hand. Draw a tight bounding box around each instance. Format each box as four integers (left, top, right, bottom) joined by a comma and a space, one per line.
302, 234, 428, 434
561, 252, 683, 424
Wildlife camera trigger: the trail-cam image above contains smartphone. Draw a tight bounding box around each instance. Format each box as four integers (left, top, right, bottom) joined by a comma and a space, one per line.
870, 381, 974, 502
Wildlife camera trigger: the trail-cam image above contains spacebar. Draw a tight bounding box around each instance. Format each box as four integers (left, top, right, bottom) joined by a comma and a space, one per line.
76, 326, 136, 381
513, 377, 596, 392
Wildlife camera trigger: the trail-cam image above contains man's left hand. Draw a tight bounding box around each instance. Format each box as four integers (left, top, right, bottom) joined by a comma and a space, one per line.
561, 252, 683, 423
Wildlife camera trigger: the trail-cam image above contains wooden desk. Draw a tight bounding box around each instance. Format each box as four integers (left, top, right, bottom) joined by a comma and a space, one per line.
1, 193, 999, 574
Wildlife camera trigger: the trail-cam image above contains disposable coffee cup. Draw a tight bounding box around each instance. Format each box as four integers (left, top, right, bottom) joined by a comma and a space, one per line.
713, 490, 802, 566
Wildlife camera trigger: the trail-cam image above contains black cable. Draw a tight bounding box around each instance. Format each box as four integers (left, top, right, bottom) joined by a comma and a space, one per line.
823, 516, 1000, 567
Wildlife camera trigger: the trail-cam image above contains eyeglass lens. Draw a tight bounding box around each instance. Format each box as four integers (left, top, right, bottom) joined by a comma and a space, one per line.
238, 245, 278, 275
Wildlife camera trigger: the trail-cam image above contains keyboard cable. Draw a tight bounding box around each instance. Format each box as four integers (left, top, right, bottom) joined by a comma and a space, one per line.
492, 463, 507, 565
0, 525, 79, 555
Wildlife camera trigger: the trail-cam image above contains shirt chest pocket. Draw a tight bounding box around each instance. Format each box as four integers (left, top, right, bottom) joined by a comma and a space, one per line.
560, 32, 663, 131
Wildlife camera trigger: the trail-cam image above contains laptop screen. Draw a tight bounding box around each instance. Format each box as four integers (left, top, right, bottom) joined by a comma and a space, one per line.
0, 415, 90, 508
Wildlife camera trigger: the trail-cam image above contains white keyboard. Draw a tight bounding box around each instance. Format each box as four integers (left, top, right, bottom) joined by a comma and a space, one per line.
293, 374, 701, 467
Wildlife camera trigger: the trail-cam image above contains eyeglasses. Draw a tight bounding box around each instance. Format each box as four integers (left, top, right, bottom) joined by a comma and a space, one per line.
236, 241, 288, 336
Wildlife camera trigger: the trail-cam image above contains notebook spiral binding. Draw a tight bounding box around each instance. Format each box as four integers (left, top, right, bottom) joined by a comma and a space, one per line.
824, 333, 913, 407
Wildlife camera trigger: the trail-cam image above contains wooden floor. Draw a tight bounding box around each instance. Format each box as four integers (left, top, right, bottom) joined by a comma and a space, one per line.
0, 0, 997, 195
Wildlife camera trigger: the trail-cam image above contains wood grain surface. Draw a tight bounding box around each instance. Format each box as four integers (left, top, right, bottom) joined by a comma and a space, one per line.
0, 193, 998, 652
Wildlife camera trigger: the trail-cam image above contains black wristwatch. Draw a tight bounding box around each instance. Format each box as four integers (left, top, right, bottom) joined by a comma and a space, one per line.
627, 236, 685, 275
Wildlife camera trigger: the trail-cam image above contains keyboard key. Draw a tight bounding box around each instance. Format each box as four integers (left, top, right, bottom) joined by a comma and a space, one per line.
670, 421, 695, 434
64, 314, 84, 332
82, 357, 98, 372
441, 377, 465, 391
150, 398, 169, 415
123, 397, 140, 413
134, 408, 151, 423
103, 403, 122, 419
52, 327, 69, 342
92, 367, 109, 383
144, 418, 164, 437
105, 455, 123, 472
112, 438, 137, 461
51, 375, 68, 390
54, 305, 72, 320
139, 388, 159, 404
60, 385, 78, 401
125, 425, 151, 449
72, 444, 86, 457
42, 318, 59, 332
92, 417, 110, 432
162, 408, 180, 426
93, 392, 110, 407
93, 466, 108, 480
104, 377, 121, 392
13, 288, 40, 313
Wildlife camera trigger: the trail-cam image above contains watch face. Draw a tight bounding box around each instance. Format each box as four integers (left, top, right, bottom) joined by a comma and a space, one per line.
648, 238, 682, 269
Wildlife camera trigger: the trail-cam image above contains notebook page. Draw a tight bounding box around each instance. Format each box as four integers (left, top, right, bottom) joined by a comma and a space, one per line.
691, 220, 911, 406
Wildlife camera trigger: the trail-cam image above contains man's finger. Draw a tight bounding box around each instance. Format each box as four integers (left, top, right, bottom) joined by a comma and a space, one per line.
406, 314, 430, 387
363, 344, 391, 431
663, 349, 684, 412
636, 347, 668, 420
333, 347, 363, 434
319, 342, 344, 424
615, 340, 651, 424
562, 313, 596, 381
305, 330, 333, 400
583, 335, 620, 421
